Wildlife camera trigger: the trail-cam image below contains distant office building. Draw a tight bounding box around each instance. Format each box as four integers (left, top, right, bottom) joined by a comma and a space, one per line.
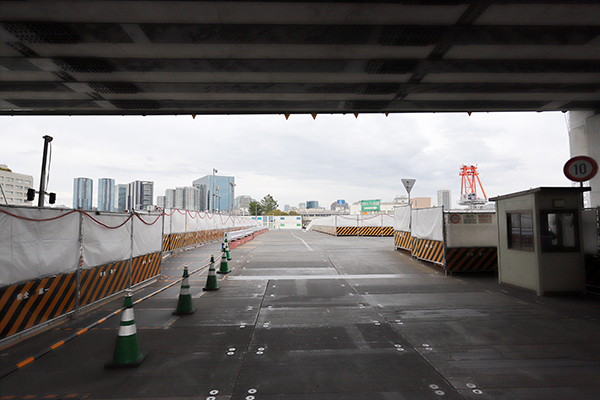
174, 186, 200, 211
330, 200, 349, 212
0, 164, 34, 206
127, 180, 153, 210
193, 174, 235, 212
98, 178, 115, 211
73, 177, 93, 210
306, 200, 319, 209
410, 197, 432, 209
298, 202, 306, 209
165, 188, 176, 209
115, 184, 127, 212
156, 195, 166, 209
284, 204, 290, 212
234, 195, 252, 211
437, 189, 452, 209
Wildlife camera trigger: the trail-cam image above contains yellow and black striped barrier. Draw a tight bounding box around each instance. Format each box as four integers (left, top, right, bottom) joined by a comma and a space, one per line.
0, 258, 214, 380
0, 252, 161, 341
412, 238, 445, 265
0, 273, 77, 340
394, 231, 413, 251
445, 247, 497, 272
336, 226, 358, 236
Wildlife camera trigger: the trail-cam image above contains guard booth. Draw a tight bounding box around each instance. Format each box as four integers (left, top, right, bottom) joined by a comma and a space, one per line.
491, 187, 589, 296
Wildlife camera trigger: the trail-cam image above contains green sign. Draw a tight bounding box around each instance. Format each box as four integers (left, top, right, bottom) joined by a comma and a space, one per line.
361, 199, 380, 211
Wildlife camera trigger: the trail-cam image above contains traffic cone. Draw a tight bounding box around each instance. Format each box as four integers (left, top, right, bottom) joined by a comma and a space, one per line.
173, 266, 195, 315
203, 255, 220, 291
105, 291, 146, 369
224, 238, 232, 261
218, 246, 230, 274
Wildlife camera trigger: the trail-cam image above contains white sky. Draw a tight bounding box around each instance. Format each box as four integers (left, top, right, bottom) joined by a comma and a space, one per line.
1, 111, 573, 209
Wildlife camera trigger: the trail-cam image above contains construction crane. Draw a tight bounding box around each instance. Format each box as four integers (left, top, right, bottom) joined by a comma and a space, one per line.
458, 165, 487, 208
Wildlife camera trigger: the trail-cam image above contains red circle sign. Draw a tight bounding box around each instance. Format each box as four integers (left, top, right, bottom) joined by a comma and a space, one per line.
563, 156, 598, 182
449, 214, 461, 224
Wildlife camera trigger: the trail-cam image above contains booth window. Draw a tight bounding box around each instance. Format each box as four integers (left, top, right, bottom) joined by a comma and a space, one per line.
540, 211, 579, 252
507, 211, 534, 251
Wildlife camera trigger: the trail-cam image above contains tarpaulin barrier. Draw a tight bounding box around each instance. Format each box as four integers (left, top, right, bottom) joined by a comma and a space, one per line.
393, 207, 498, 272
0, 205, 259, 342
308, 214, 394, 237
443, 211, 498, 272
160, 210, 259, 254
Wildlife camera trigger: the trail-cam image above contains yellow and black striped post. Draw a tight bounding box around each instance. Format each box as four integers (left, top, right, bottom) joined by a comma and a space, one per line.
203, 256, 220, 291
105, 291, 146, 368
173, 266, 195, 315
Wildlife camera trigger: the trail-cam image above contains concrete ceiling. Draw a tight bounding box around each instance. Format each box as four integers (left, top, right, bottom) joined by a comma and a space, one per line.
1, 1, 600, 116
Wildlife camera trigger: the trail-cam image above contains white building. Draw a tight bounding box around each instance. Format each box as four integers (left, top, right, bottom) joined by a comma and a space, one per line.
437, 189, 452, 209
0, 164, 34, 206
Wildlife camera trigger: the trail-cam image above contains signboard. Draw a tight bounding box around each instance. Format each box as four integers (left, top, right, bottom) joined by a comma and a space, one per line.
336, 200, 346, 205
563, 156, 598, 182
361, 199, 380, 211
401, 179, 416, 194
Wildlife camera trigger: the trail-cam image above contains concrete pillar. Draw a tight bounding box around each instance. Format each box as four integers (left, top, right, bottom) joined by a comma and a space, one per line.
568, 111, 600, 207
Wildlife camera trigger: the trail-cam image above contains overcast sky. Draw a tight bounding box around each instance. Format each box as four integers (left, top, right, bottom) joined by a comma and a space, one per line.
2, 111, 573, 209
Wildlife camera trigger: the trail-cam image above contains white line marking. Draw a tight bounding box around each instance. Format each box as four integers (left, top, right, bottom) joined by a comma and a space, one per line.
291, 232, 313, 251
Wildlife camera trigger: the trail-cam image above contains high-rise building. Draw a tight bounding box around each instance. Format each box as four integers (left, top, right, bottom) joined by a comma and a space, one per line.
73, 177, 93, 210
156, 195, 166, 209
437, 189, 452, 209
306, 200, 319, 209
127, 180, 153, 211
174, 186, 200, 210
193, 175, 235, 212
0, 164, 34, 206
98, 178, 115, 211
115, 184, 127, 212
165, 188, 176, 209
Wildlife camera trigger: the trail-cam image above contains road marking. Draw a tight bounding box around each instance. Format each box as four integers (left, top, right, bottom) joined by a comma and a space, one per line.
291, 232, 313, 251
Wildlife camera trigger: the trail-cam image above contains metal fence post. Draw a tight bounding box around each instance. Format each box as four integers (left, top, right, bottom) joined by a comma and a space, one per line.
75, 210, 84, 318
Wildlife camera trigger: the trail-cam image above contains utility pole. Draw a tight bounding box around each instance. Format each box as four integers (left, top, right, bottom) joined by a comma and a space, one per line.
38, 135, 53, 207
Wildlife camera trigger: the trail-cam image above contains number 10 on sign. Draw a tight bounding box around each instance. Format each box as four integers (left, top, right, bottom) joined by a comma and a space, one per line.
563, 156, 598, 183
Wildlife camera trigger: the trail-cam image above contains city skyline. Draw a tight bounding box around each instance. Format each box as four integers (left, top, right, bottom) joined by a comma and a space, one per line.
2, 113, 573, 210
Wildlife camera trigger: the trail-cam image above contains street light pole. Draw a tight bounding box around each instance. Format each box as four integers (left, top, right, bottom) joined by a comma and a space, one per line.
229, 181, 236, 214
38, 135, 53, 207
212, 168, 217, 212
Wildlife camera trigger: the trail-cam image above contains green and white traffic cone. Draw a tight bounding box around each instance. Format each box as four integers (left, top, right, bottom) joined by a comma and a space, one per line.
224, 238, 232, 261
203, 255, 220, 291
173, 266, 195, 315
218, 246, 230, 274
105, 291, 146, 369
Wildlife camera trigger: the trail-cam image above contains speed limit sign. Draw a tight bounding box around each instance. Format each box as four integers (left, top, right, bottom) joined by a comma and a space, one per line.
563, 156, 598, 182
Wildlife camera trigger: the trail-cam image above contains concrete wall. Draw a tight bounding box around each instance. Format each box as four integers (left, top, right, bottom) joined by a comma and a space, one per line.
496, 193, 539, 293
569, 111, 600, 206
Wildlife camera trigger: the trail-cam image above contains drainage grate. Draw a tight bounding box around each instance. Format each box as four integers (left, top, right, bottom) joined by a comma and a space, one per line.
53, 58, 114, 74
356, 83, 399, 95
88, 82, 140, 94
365, 60, 418, 75
380, 26, 445, 46
6, 42, 38, 57
345, 101, 390, 111
2, 22, 79, 44
109, 100, 160, 110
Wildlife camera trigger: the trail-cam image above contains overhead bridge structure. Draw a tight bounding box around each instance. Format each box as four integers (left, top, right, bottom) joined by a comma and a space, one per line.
1, 1, 600, 116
